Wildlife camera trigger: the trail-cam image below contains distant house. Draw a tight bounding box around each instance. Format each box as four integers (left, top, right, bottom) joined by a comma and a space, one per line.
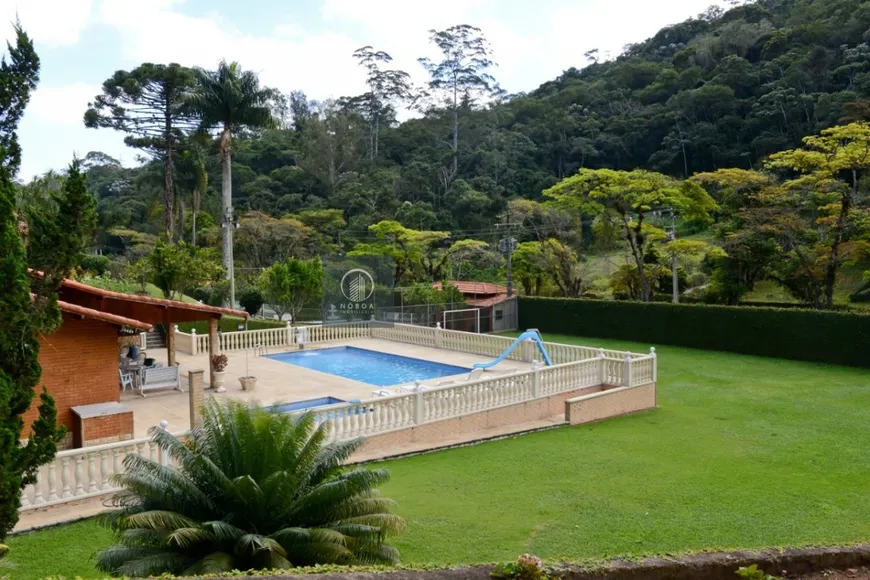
27, 275, 246, 449
431, 281, 516, 333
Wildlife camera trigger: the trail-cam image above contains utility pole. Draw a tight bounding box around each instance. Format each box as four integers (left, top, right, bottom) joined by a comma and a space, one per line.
497, 212, 518, 297
667, 210, 679, 304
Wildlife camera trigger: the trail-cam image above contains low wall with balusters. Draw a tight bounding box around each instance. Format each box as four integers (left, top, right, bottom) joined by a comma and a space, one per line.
174, 321, 372, 355
20, 323, 656, 521
19, 421, 173, 514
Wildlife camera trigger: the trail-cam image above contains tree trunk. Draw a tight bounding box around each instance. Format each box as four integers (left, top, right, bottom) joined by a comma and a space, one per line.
824, 179, 853, 309
192, 186, 200, 246
452, 105, 459, 176
177, 195, 185, 242
451, 81, 460, 176
622, 214, 651, 301
220, 125, 235, 307
164, 143, 174, 241
374, 114, 380, 158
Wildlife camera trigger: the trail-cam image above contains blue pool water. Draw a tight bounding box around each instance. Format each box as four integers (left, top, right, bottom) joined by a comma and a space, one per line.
266, 346, 470, 386
268, 396, 346, 413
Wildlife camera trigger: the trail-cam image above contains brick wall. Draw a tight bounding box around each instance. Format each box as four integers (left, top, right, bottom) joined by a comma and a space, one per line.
76, 413, 134, 447
118, 334, 143, 348
25, 314, 121, 442
566, 383, 656, 425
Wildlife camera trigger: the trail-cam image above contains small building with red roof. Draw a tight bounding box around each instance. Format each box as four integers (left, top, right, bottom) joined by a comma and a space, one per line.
28, 275, 246, 449
431, 281, 516, 333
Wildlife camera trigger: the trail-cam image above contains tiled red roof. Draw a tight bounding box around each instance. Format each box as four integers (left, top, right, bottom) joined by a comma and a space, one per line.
56, 298, 153, 330
59, 278, 248, 318
466, 295, 512, 308
432, 280, 507, 296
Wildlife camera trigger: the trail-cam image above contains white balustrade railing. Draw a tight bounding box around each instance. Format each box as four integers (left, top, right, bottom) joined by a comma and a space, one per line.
221, 326, 293, 352
629, 351, 657, 386
310, 393, 418, 441
372, 322, 438, 348
423, 371, 534, 421
539, 358, 601, 395
19, 427, 175, 512
173, 325, 193, 354
175, 322, 376, 355
304, 322, 370, 345
196, 332, 209, 353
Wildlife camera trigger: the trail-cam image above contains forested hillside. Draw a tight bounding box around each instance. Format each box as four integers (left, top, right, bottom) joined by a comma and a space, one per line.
19, 0, 870, 308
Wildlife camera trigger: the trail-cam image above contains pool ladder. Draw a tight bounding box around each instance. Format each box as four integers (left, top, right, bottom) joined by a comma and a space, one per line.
254, 343, 268, 357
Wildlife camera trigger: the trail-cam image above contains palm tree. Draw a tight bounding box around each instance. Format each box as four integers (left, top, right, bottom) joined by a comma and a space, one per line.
186, 61, 276, 306
95, 400, 404, 577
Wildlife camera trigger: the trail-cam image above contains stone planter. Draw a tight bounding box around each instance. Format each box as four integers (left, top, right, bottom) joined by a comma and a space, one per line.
239, 376, 257, 391
213, 370, 226, 392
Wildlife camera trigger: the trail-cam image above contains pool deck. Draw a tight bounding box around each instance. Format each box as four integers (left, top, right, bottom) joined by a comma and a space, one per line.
122, 338, 533, 437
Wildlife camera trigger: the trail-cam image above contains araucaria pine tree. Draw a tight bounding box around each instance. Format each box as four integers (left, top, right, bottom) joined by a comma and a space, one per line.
0, 24, 96, 540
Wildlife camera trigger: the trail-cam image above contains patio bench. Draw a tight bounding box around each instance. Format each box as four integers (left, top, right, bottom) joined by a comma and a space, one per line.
139, 365, 183, 397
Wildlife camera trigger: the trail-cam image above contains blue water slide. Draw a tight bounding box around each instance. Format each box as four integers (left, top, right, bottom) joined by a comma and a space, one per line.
473, 329, 553, 369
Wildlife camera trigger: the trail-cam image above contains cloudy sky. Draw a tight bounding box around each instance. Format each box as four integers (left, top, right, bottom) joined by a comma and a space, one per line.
2, 0, 725, 180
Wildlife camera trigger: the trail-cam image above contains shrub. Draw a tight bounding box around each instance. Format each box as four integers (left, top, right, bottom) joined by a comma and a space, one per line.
80, 254, 110, 276
238, 288, 264, 317
736, 564, 780, 580
176, 316, 285, 334
518, 297, 870, 367
492, 554, 548, 580
95, 400, 404, 576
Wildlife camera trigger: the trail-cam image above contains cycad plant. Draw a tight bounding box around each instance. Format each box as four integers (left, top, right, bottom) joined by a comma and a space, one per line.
95, 400, 404, 577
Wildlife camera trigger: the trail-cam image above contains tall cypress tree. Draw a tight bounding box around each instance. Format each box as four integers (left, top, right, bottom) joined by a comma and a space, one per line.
0, 24, 95, 540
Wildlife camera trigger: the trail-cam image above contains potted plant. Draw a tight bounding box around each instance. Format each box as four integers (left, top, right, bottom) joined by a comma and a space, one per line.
239, 348, 257, 391
211, 354, 228, 392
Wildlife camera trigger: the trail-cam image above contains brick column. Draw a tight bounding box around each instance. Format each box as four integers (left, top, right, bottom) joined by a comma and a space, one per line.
188, 369, 205, 428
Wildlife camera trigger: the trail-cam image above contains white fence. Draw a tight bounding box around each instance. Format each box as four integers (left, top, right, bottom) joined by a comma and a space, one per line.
22, 323, 656, 515
20, 424, 172, 512
174, 322, 371, 355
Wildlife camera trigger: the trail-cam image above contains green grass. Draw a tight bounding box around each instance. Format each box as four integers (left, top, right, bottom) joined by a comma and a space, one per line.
6, 518, 112, 578
7, 334, 870, 577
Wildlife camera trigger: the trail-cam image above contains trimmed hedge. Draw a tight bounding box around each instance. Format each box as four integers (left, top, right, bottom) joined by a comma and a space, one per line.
176, 316, 286, 334
519, 297, 870, 368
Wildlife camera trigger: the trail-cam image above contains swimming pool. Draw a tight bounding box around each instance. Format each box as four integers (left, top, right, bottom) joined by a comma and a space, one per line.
268, 396, 346, 413
266, 347, 470, 386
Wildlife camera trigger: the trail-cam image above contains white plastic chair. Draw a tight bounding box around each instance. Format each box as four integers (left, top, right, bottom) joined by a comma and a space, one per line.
397, 381, 428, 393
372, 389, 394, 397
119, 368, 135, 392
436, 367, 484, 387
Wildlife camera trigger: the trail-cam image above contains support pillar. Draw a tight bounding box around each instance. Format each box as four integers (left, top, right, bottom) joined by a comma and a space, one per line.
208, 317, 219, 389
165, 313, 175, 367
188, 369, 204, 429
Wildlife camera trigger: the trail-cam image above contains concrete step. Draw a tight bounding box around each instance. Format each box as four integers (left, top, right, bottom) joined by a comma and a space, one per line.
145, 330, 166, 349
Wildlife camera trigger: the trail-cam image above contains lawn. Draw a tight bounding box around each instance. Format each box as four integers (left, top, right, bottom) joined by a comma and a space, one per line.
7, 334, 870, 578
